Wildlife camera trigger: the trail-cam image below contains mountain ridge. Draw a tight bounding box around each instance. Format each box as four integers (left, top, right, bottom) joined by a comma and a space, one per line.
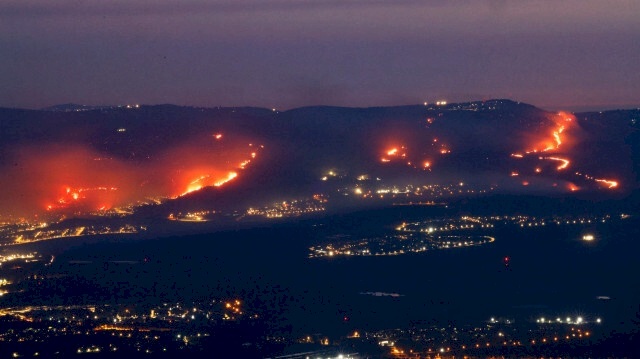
0, 98, 638, 221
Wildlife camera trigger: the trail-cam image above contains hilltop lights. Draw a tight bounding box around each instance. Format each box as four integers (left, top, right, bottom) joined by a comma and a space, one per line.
535, 314, 599, 325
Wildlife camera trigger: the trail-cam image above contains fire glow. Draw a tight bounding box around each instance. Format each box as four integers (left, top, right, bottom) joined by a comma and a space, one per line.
169, 139, 259, 197
178, 171, 239, 197
595, 179, 618, 189
511, 111, 619, 191
381, 146, 409, 164
48, 186, 119, 211
0, 133, 262, 219
522, 114, 572, 155
541, 156, 570, 170
380, 140, 448, 171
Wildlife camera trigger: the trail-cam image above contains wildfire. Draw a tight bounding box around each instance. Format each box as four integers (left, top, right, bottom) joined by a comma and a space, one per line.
381, 146, 409, 163
553, 126, 564, 148
214, 172, 238, 187
574, 172, 619, 190
5, 133, 267, 219
511, 111, 620, 192
182, 175, 211, 195
595, 179, 618, 189
542, 156, 570, 170
178, 171, 241, 197
522, 113, 575, 154
176, 142, 260, 197
171, 136, 264, 198
378, 138, 452, 172
47, 186, 119, 211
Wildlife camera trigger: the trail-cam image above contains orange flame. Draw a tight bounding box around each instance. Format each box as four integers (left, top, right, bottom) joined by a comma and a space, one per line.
214, 172, 238, 187
48, 186, 119, 211
523, 112, 576, 154
595, 179, 618, 189
542, 156, 570, 170
22, 135, 262, 217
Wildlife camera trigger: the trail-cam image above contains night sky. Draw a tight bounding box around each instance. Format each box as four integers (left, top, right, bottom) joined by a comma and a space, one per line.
1, 0, 638, 110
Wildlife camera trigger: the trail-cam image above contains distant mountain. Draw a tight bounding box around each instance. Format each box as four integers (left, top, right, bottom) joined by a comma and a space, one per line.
41, 103, 115, 112
1, 99, 638, 220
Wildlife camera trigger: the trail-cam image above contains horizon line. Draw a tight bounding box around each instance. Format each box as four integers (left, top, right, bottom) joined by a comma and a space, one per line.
2, 99, 639, 113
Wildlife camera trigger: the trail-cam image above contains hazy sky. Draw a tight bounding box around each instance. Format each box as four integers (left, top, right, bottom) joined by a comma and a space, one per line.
1, 0, 638, 110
